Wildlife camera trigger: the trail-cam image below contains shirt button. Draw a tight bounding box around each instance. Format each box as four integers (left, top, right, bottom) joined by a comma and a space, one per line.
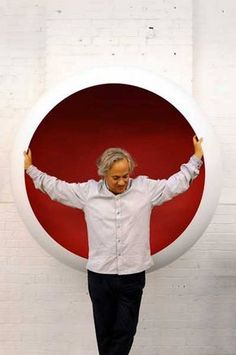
117, 211, 120, 214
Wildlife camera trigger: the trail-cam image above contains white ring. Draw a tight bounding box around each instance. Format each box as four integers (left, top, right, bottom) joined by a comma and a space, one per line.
11, 66, 222, 272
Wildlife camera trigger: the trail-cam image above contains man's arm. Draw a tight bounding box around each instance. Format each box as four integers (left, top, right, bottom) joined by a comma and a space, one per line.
24, 149, 88, 209
147, 136, 203, 206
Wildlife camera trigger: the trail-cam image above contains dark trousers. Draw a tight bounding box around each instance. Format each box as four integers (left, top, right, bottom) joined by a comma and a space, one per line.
88, 270, 146, 355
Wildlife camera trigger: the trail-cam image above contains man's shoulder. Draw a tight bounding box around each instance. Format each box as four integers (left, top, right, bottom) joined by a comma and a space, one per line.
131, 175, 149, 186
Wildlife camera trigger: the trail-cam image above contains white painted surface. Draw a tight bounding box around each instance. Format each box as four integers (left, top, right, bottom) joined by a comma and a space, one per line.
11, 66, 222, 272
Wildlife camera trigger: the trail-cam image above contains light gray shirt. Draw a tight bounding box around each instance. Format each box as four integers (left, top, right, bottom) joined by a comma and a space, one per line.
26, 155, 203, 275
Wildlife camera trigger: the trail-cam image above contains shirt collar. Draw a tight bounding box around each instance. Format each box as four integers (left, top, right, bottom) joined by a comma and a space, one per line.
102, 179, 132, 195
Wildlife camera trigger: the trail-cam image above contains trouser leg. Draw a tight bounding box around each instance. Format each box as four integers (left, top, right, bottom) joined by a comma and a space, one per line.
88, 270, 145, 355
107, 271, 145, 355
87, 270, 118, 355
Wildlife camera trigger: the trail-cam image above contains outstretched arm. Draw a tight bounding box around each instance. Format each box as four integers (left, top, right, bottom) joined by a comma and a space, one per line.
148, 135, 203, 206
23, 149, 88, 209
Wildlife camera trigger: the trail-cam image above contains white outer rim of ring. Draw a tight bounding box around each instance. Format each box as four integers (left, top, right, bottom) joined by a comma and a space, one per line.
10, 65, 222, 272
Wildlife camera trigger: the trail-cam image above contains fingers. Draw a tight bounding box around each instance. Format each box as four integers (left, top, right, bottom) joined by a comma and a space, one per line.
23, 148, 32, 170
193, 135, 203, 144
193, 135, 204, 159
23, 148, 31, 157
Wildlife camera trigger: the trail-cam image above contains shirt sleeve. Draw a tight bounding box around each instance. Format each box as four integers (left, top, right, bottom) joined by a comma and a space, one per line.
147, 155, 203, 207
26, 165, 89, 209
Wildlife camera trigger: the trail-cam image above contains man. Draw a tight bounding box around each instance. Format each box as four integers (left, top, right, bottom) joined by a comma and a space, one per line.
24, 136, 203, 355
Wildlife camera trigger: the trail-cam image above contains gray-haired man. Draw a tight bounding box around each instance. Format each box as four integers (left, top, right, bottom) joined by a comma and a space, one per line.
24, 136, 203, 355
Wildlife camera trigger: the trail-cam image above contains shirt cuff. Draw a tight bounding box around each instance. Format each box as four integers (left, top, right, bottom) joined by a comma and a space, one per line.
26, 165, 35, 176
190, 155, 203, 168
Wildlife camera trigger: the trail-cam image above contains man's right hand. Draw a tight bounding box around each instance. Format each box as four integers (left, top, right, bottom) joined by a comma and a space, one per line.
23, 149, 32, 170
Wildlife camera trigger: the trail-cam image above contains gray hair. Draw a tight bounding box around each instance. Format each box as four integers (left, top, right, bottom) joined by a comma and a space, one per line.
96, 147, 137, 177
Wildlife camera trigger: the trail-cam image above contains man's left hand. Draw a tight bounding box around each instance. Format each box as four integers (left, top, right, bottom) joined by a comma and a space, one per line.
193, 135, 203, 159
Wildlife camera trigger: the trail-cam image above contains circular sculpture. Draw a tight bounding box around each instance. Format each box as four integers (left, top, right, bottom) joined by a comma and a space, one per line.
11, 66, 222, 271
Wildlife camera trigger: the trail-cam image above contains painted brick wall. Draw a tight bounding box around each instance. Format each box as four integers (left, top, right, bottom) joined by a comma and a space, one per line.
0, 1, 236, 354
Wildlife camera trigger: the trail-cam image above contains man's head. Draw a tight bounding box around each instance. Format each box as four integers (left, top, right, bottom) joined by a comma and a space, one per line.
96, 148, 136, 194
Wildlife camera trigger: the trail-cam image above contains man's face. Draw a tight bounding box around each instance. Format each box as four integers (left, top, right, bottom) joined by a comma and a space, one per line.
104, 159, 130, 194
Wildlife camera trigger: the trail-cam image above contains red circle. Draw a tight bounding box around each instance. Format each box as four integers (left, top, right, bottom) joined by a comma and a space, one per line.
25, 84, 205, 258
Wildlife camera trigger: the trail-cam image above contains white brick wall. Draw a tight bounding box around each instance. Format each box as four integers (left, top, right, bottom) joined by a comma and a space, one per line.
1, 1, 236, 354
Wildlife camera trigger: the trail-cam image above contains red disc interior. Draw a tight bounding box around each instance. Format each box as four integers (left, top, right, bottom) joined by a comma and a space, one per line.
25, 84, 205, 258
